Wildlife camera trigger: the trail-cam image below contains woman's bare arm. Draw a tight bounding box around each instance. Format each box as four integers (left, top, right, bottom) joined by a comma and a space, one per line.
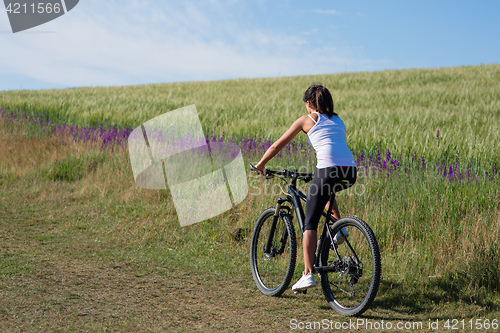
255, 115, 313, 174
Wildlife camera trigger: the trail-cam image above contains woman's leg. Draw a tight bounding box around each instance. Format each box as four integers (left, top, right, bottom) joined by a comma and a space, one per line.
302, 169, 330, 276
325, 198, 341, 220
303, 198, 340, 275
303, 230, 317, 275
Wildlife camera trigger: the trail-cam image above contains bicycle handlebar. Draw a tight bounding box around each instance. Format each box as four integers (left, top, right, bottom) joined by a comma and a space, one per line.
249, 163, 313, 182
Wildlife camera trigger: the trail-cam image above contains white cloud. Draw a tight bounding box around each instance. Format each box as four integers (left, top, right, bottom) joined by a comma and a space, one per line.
0, 0, 384, 89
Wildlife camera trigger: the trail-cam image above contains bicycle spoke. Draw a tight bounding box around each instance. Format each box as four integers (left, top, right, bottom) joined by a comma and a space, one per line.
329, 281, 352, 296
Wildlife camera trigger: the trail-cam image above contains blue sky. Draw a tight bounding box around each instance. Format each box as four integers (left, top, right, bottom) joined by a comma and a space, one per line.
0, 0, 498, 91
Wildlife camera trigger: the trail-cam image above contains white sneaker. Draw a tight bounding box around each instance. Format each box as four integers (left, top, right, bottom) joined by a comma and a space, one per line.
291, 273, 316, 291
333, 227, 349, 246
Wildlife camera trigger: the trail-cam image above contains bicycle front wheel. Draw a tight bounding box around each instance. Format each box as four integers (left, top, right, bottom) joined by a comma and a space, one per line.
250, 207, 297, 296
319, 216, 381, 316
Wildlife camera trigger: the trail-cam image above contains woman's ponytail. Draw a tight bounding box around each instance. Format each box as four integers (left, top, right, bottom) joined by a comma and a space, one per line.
303, 83, 336, 117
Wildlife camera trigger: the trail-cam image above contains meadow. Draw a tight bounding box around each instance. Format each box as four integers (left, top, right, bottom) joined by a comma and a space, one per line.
0, 64, 499, 331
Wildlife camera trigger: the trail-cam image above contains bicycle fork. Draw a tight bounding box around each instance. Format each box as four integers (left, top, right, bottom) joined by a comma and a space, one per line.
264, 199, 288, 256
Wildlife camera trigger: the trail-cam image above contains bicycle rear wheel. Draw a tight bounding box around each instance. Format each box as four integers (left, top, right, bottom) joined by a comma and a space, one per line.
250, 207, 296, 296
319, 216, 381, 316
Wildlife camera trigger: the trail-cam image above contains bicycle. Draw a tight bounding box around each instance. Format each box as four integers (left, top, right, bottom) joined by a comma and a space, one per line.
249, 163, 381, 317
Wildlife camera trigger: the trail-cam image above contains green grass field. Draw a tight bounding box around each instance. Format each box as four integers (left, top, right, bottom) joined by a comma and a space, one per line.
1, 64, 499, 167
1, 64, 499, 331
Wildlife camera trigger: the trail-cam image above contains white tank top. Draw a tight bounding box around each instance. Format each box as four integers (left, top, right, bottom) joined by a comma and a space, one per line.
306, 112, 357, 169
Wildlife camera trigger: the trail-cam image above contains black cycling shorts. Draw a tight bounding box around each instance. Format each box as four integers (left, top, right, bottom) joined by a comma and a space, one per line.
304, 166, 357, 231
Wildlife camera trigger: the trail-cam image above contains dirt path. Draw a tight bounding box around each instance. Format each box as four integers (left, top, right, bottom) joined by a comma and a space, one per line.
2, 252, 468, 333
1, 255, 337, 332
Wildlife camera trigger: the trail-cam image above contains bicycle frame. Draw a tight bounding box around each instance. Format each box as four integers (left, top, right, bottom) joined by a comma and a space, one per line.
266, 174, 348, 274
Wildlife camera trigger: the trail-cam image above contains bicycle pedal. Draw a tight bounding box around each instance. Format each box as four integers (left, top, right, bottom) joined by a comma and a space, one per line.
294, 289, 307, 295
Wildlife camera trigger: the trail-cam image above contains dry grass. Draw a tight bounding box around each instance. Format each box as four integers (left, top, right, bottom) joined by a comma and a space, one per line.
0, 119, 86, 178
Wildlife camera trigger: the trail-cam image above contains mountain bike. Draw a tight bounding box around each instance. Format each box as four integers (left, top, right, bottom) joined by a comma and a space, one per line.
249, 163, 381, 317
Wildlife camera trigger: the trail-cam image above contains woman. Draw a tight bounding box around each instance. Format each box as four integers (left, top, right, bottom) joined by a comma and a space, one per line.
255, 84, 357, 291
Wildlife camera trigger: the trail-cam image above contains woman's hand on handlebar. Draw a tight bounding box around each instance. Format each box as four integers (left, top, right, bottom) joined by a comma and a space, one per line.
254, 162, 267, 176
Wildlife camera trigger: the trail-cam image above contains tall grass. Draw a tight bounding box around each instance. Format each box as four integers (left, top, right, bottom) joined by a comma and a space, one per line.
1, 64, 499, 169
